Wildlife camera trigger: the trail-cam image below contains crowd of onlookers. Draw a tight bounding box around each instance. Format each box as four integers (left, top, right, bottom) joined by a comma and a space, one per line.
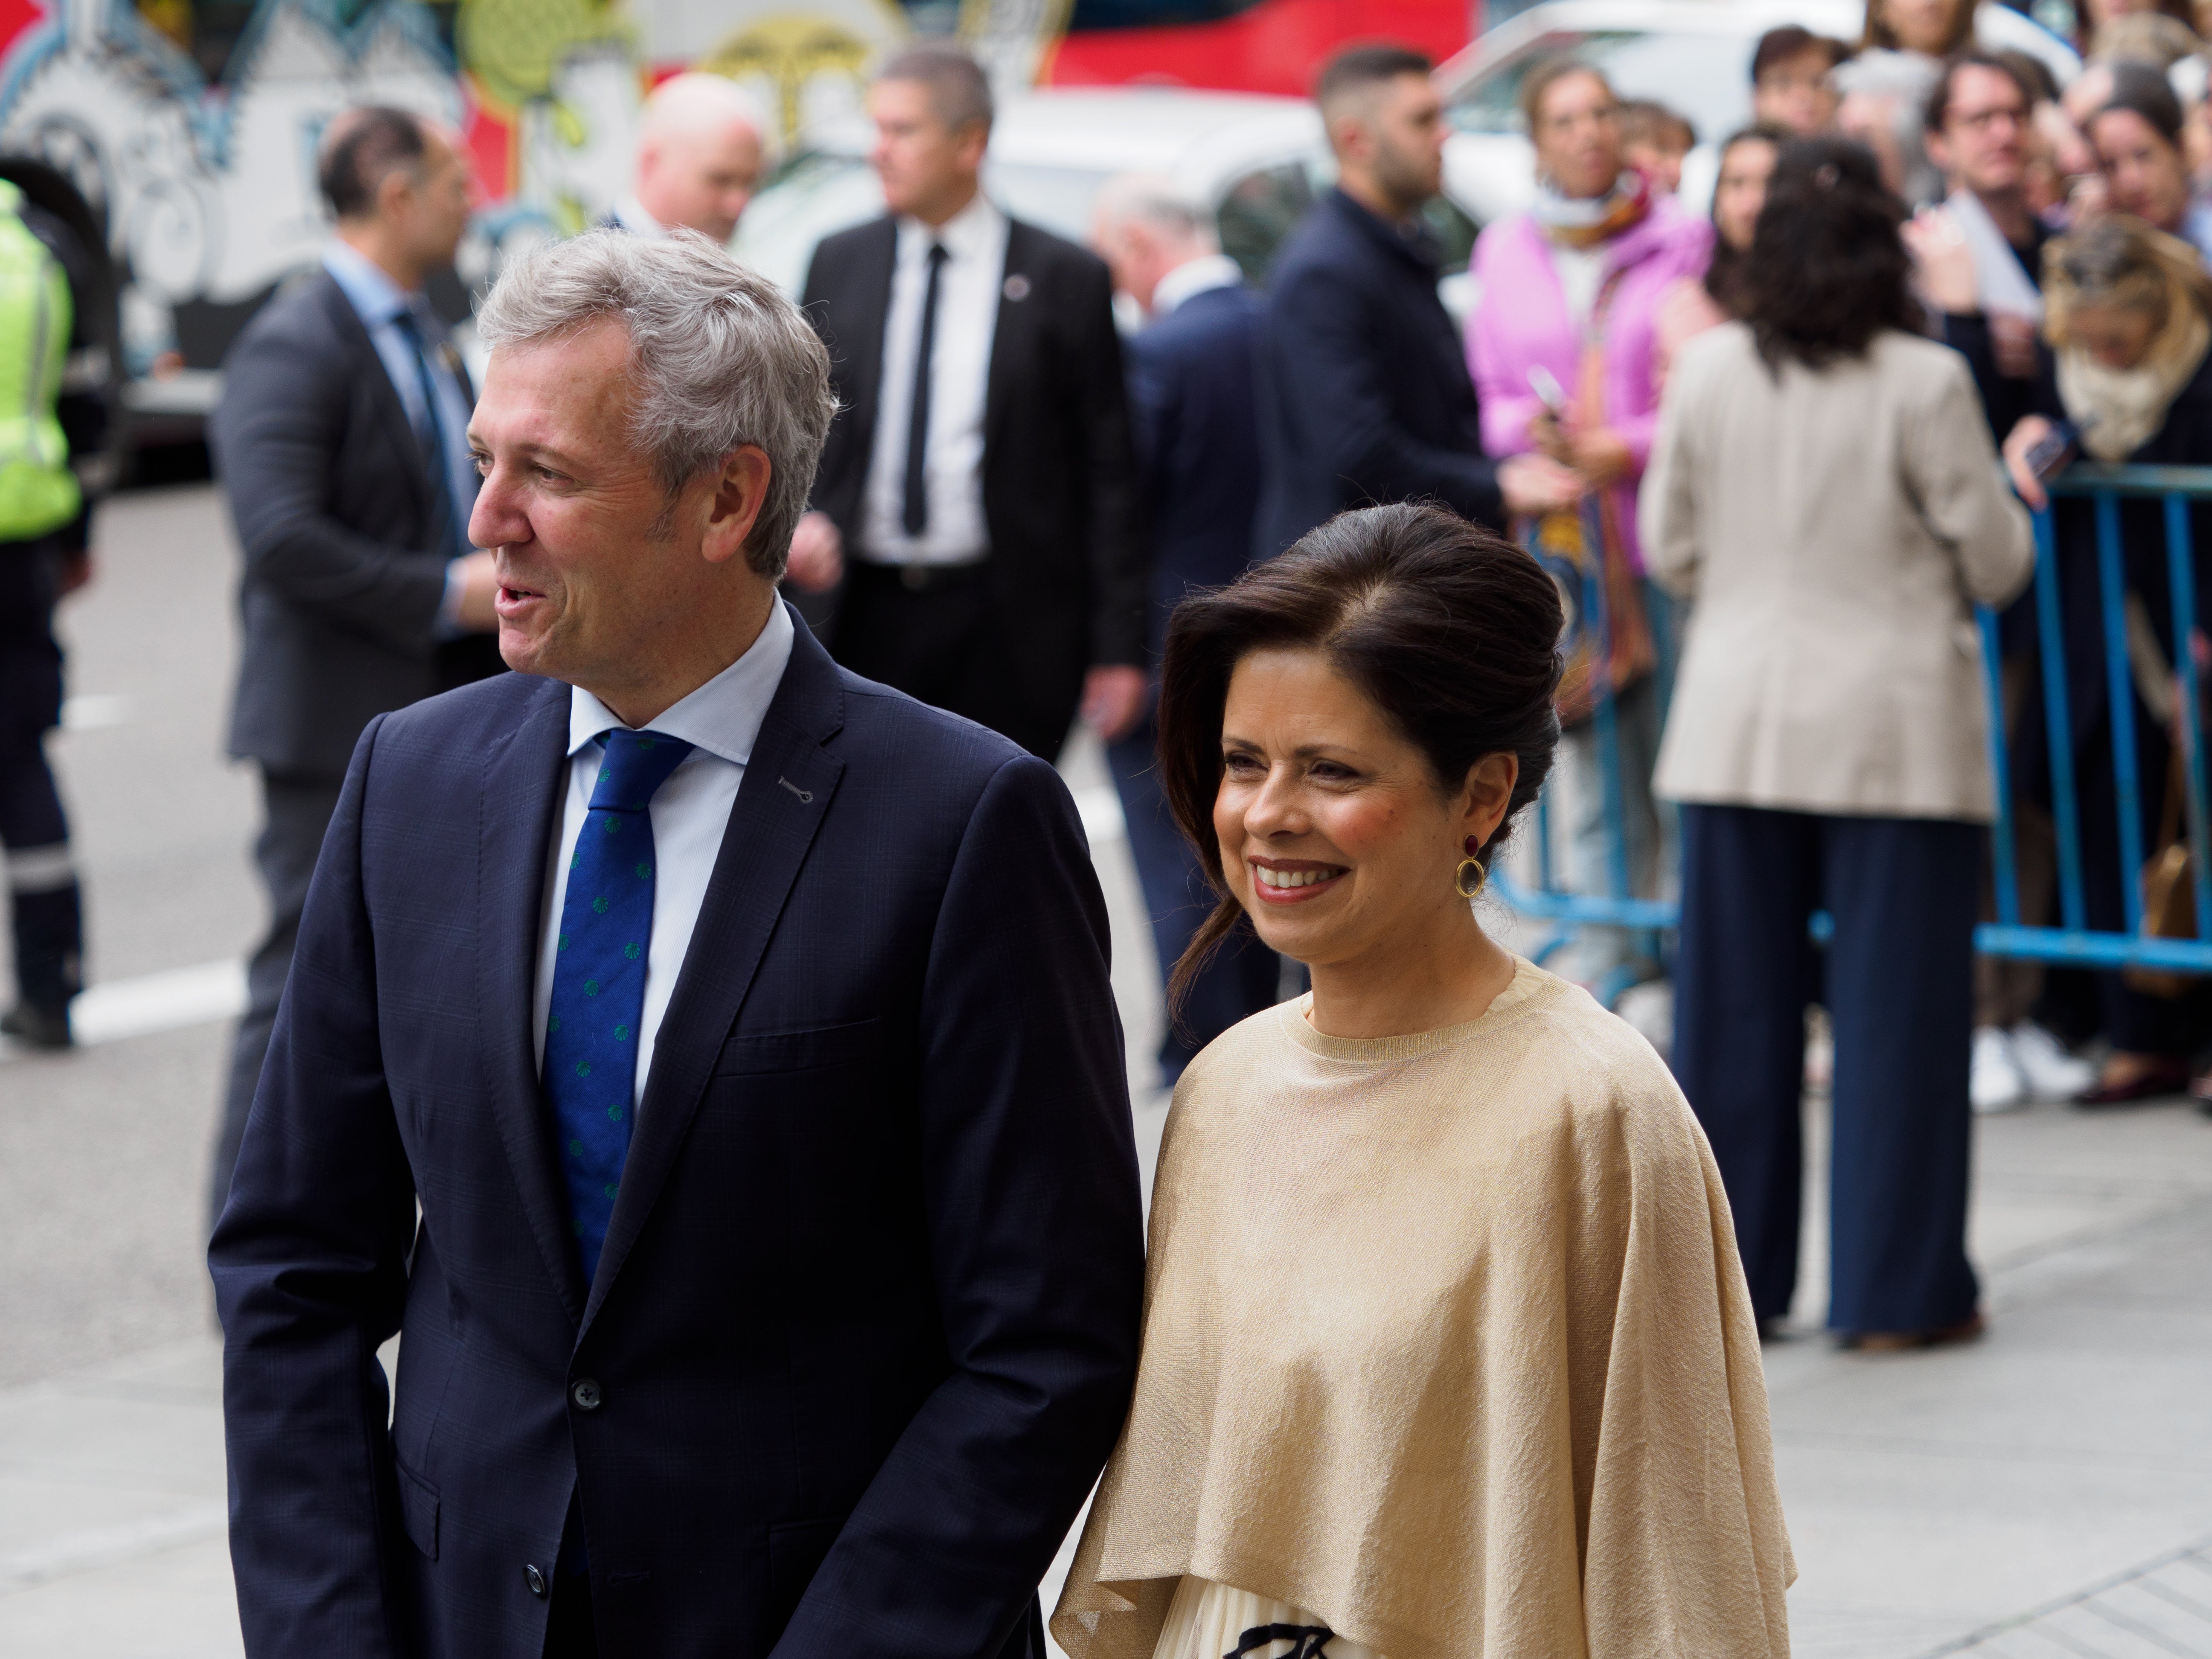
1442, 0, 2212, 1334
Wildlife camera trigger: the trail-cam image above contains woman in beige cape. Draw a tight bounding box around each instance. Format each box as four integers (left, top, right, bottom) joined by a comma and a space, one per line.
1052, 505, 1793, 1659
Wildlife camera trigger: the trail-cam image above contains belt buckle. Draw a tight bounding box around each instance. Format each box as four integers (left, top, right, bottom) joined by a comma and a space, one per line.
900, 563, 928, 591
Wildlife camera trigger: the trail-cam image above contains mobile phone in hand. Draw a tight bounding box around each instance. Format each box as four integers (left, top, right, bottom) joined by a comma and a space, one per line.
1527, 365, 1567, 413
2024, 419, 2083, 483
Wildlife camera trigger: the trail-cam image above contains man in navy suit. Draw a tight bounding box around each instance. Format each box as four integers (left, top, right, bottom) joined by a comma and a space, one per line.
1088, 176, 1281, 1083
210, 228, 1144, 1659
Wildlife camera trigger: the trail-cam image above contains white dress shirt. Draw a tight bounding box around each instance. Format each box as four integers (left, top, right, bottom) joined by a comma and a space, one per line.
859, 193, 1009, 566
531, 600, 796, 1111
1149, 253, 1243, 319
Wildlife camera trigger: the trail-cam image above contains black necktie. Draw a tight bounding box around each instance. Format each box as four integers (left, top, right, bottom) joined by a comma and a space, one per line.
902, 241, 948, 540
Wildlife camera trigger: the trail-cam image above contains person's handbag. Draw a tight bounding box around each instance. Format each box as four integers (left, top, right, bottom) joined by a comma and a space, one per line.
1519, 268, 1654, 730
2128, 742, 2198, 997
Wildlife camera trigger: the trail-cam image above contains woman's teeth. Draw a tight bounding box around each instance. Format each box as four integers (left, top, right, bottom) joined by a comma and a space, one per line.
1256, 866, 1341, 889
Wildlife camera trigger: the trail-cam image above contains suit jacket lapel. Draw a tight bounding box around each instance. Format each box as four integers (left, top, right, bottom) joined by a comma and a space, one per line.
315, 274, 433, 523
984, 218, 1039, 458
583, 613, 848, 1330
476, 677, 589, 1322
842, 216, 899, 478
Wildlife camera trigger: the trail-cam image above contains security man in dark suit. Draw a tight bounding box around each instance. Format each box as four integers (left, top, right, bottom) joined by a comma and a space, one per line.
207, 106, 500, 1224
211, 227, 1141, 1659
1089, 175, 1280, 1084
785, 44, 1148, 763
1259, 44, 1579, 556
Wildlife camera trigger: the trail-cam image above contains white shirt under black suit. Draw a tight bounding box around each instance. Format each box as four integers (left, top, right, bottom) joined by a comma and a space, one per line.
857, 194, 1009, 567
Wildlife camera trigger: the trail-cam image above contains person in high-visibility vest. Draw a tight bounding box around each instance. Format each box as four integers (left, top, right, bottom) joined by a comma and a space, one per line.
0, 177, 108, 1050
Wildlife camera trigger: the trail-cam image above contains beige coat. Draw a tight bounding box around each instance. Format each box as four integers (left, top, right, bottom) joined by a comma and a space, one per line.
1639, 323, 2032, 821
1053, 961, 1794, 1659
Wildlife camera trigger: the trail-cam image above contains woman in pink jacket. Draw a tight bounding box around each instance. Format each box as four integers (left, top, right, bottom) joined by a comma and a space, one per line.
1467, 55, 1711, 997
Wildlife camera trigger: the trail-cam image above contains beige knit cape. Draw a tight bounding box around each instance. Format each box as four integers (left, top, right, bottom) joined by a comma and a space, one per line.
1052, 962, 1794, 1659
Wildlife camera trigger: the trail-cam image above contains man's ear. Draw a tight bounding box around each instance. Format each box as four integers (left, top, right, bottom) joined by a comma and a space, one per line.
700, 446, 773, 567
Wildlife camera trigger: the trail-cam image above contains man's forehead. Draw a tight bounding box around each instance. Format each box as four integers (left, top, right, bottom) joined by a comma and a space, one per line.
475, 326, 634, 441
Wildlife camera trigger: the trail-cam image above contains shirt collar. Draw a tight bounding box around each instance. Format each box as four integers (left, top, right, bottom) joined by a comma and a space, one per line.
322, 238, 417, 328
614, 195, 667, 239
896, 191, 1004, 264
565, 598, 797, 768
1150, 253, 1243, 319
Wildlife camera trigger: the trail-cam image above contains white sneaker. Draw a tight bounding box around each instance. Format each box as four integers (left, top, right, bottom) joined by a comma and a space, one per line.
1972, 1026, 2027, 1114
2010, 1021, 2097, 1102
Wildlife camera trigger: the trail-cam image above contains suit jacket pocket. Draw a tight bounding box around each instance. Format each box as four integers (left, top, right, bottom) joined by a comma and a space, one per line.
711, 1018, 882, 1077
395, 1458, 439, 1560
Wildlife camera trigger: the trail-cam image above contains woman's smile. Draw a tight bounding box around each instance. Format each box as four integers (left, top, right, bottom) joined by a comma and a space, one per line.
1249, 856, 1349, 902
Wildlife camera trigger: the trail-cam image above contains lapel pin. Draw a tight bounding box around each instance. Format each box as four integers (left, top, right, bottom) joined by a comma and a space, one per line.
1002, 274, 1031, 302
778, 777, 813, 803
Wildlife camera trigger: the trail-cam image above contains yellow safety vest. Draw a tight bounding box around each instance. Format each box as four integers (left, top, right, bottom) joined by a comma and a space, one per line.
0, 179, 80, 541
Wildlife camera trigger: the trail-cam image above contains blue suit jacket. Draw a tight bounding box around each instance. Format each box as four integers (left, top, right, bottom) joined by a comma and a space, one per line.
210, 609, 1145, 1659
1256, 189, 1504, 558
1124, 282, 1266, 661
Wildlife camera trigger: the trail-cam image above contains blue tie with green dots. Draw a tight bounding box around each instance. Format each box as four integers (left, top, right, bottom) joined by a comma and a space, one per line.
544, 728, 695, 1283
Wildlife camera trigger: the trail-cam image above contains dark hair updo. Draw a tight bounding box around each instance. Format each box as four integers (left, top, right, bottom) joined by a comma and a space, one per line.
1740, 136, 1919, 370
1155, 502, 1565, 1004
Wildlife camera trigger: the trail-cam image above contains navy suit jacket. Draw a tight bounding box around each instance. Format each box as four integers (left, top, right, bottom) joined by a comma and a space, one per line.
210, 609, 1145, 1659
1256, 188, 1504, 557
1124, 281, 1266, 662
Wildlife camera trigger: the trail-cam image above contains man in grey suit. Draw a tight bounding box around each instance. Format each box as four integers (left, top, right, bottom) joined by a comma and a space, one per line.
207, 105, 499, 1225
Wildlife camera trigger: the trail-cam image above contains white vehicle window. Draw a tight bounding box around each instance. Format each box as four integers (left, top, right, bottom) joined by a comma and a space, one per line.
985, 163, 1115, 242
1449, 29, 1754, 143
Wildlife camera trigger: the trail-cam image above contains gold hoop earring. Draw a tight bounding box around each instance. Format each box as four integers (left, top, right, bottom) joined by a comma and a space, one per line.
1455, 856, 1487, 899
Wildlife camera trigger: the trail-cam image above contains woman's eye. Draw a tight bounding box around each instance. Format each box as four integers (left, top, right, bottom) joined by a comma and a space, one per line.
1222, 752, 1263, 776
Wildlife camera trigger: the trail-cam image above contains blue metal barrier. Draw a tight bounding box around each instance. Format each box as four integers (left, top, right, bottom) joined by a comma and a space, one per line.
1496, 462, 2212, 989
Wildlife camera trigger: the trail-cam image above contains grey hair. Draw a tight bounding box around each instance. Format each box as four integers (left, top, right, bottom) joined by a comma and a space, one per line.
1092, 172, 1217, 248
876, 42, 994, 132
474, 228, 835, 580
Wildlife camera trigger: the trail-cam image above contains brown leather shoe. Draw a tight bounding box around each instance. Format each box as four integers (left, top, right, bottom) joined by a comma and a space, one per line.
1843, 1313, 1988, 1353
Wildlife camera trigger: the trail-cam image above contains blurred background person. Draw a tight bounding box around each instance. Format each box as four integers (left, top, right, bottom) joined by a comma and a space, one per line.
1752, 25, 1852, 137
1089, 173, 1279, 1087
0, 178, 110, 1050
1907, 53, 2101, 1111
1256, 43, 1579, 556
2072, 0, 2203, 56
1912, 53, 2052, 441
2085, 64, 2212, 264
1618, 98, 1696, 194
1654, 125, 1784, 386
1644, 139, 2032, 1347
1468, 55, 1710, 995
2001, 216, 2212, 1104
207, 106, 499, 1224
610, 71, 775, 243
789, 44, 1147, 761
1836, 0, 1979, 205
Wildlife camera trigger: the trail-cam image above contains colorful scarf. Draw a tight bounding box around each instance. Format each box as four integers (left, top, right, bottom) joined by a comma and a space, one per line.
1531, 170, 1652, 251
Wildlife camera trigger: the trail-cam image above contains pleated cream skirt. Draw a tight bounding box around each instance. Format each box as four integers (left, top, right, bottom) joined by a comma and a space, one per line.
1149, 1575, 1386, 1659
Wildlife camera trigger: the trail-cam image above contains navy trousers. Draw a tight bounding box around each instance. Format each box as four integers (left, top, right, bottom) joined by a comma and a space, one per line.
1672, 803, 1982, 1333
1106, 713, 1279, 1086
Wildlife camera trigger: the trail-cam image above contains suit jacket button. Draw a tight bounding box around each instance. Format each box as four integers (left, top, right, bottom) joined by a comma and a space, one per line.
525, 1563, 547, 1598
571, 1378, 603, 1411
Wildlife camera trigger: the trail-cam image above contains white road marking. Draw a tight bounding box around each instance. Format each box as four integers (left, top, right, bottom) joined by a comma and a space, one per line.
1, 960, 245, 1059
58, 695, 130, 731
